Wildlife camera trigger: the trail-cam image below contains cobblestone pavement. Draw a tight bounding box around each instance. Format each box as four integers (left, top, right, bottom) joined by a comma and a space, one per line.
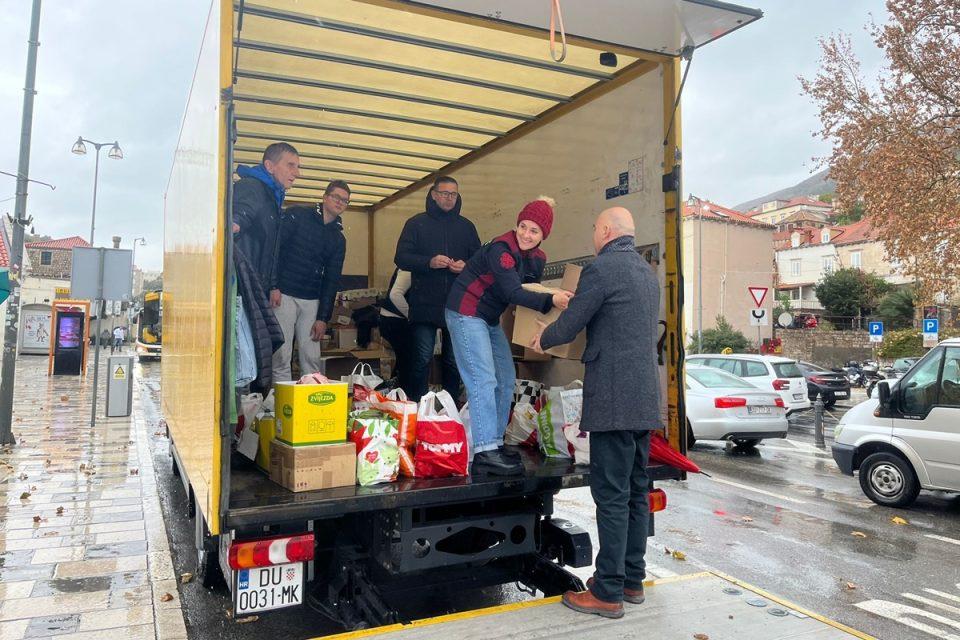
0, 350, 186, 640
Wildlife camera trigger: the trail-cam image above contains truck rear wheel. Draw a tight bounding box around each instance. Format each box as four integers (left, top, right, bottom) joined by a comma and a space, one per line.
858, 452, 919, 508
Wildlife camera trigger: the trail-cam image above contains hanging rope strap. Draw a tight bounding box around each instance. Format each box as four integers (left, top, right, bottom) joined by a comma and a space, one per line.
549, 0, 567, 63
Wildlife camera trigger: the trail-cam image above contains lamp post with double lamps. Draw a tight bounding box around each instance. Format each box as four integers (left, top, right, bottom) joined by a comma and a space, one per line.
71, 137, 122, 246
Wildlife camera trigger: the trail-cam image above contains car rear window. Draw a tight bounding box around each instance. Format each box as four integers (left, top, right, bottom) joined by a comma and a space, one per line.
688, 368, 753, 389
773, 362, 803, 378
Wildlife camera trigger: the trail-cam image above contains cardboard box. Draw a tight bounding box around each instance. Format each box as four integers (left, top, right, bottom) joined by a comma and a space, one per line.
255, 415, 276, 471
511, 264, 586, 359
336, 327, 358, 350
274, 381, 349, 446
270, 441, 356, 492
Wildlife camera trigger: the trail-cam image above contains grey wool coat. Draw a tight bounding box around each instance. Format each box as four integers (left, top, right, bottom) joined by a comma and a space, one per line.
540, 235, 662, 432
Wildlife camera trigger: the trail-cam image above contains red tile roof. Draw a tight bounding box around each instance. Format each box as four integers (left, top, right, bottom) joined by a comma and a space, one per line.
0, 225, 10, 268
682, 200, 774, 228
747, 196, 834, 217
25, 236, 91, 250
830, 219, 877, 246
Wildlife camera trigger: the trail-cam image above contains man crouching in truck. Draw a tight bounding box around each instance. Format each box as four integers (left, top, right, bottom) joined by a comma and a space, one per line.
233, 142, 301, 297
271, 181, 349, 382
532, 207, 661, 619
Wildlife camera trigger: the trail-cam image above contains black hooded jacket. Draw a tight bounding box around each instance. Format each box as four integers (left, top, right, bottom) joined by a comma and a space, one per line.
275, 204, 346, 323
394, 193, 481, 326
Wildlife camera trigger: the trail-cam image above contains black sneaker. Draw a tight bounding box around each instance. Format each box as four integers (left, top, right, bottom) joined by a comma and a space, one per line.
472, 450, 524, 476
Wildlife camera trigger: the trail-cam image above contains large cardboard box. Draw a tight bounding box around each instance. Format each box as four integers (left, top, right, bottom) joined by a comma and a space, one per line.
511, 264, 586, 359
270, 441, 356, 492
274, 381, 349, 446
336, 327, 358, 350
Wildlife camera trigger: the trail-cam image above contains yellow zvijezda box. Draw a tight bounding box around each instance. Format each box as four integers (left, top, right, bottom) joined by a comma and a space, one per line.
274, 381, 349, 446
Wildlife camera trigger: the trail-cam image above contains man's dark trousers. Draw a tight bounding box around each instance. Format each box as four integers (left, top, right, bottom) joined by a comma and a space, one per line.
589, 429, 652, 603
409, 322, 461, 402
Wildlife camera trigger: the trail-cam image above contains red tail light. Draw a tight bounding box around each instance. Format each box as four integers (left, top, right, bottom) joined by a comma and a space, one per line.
714, 397, 748, 409
649, 488, 667, 513
772, 379, 789, 390
810, 376, 827, 384
228, 533, 315, 570
775, 398, 785, 408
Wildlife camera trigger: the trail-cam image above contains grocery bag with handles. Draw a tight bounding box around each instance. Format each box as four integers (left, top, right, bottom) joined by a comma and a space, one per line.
414, 391, 469, 478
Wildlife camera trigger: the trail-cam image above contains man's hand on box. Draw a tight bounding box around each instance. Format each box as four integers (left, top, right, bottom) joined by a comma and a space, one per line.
310, 321, 328, 342
530, 320, 547, 353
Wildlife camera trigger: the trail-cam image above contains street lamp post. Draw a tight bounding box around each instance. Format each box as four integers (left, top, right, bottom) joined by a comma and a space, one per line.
71, 137, 122, 246
131, 236, 145, 269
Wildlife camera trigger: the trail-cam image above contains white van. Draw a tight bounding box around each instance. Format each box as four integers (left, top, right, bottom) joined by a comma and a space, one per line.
685, 354, 811, 414
832, 338, 960, 507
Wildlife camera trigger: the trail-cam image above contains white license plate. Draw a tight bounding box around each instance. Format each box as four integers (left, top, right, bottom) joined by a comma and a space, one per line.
835, 391, 848, 398
793, 394, 804, 400
748, 406, 771, 415
235, 562, 303, 614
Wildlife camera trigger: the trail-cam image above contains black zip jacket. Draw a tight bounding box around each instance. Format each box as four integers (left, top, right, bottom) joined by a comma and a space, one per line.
446, 230, 553, 325
394, 194, 481, 326
233, 176, 281, 291
235, 245, 284, 394
275, 204, 346, 323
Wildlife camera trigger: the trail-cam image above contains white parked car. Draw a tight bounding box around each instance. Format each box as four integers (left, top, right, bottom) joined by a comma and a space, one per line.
686, 354, 811, 414
832, 338, 960, 507
685, 364, 788, 448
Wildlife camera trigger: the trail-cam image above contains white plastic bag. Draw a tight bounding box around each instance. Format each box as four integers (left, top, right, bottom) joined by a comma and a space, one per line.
564, 423, 590, 465
505, 402, 538, 447
341, 362, 384, 409
458, 403, 475, 463
536, 381, 582, 458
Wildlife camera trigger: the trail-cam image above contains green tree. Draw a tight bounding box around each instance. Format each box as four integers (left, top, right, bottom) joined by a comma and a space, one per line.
687, 316, 751, 354
773, 291, 792, 323
815, 268, 891, 328
875, 285, 915, 329
818, 193, 834, 204
833, 201, 865, 226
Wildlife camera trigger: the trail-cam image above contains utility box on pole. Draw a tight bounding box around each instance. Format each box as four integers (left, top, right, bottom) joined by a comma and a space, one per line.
106, 355, 134, 417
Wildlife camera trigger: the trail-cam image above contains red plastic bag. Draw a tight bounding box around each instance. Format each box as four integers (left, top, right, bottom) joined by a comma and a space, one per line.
414, 391, 468, 478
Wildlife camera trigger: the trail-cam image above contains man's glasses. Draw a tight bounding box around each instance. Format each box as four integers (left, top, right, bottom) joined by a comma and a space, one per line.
433, 190, 458, 200
327, 194, 350, 206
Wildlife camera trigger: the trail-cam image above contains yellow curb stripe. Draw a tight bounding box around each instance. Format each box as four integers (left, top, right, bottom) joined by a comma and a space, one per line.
708, 570, 877, 640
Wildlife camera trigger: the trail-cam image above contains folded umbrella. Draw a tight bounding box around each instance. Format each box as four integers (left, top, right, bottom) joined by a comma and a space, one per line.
649, 431, 706, 475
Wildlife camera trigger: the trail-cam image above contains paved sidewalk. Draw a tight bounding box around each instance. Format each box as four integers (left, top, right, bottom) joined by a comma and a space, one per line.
0, 352, 187, 640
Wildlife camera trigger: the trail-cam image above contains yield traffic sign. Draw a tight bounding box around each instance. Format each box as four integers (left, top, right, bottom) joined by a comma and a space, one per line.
748, 287, 768, 308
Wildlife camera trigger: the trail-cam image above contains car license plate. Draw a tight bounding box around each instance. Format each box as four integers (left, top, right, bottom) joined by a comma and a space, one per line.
748, 406, 771, 415
234, 562, 303, 614
793, 394, 804, 400
835, 391, 848, 398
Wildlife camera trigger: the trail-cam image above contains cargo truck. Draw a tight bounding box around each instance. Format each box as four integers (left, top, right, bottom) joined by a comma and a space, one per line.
135, 289, 162, 360
163, 0, 763, 630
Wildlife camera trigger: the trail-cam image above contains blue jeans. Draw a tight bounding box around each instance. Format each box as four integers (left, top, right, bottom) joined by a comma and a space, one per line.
409, 322, 460, 402
445, 309, 515, 453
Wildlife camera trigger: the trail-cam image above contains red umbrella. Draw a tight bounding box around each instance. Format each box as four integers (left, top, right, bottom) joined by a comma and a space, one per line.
650, 432, 706, 475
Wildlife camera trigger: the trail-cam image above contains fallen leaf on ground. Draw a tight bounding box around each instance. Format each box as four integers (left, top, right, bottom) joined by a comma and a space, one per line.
130, 469, 139, 476
671, 550, 687, 561
891, 516, 909, 526
56, 506, 64, 516
79, 463, 86, 471
236, 616, 259, 624
851, 531, 867, 538
42, 530, 58, 537
32, 515, 42, 523
741, 516, 753, 523
180, 572, 193, 584
44, 459, 51, 466
694, 634, 710, 640
844, 582, 857, 590
17, 472, 27, 480
19, 492, 30, 500
160, 593, 174, 602
60, 395, 69, 402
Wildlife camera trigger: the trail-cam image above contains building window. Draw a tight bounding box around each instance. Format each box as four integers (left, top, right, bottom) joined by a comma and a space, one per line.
790, 288, 800, 300
791, 232, 800, 248
850, 251, 862, 269
40, 251, 52, 266
790, 259, 800, 276
823, 256, 834, 274
821, 229, 831, 244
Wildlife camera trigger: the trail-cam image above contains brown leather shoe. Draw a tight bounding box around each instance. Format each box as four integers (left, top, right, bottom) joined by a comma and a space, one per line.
562, 589, 624, 619
587, 577, 645, 604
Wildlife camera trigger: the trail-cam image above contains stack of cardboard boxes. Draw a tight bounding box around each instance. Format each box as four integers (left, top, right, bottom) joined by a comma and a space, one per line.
504, 264, 585, 361
324, 288, 393, 381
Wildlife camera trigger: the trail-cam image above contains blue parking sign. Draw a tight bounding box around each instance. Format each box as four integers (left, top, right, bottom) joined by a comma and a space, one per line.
868, 321, 883, 336
923, 318, 939, 334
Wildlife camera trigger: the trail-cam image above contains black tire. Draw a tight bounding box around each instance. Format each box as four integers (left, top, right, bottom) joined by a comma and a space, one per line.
686, 421, 696, 447
858, 452, 920, 508
731, 438, 761, 448
824, 400, 836, 409
171, 455, 180, 478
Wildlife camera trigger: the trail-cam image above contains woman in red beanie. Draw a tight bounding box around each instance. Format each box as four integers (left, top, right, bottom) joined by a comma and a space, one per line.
445, 196, 572, 475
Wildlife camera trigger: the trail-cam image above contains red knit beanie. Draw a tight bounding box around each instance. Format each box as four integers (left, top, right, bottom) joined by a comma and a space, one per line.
517, 196, 555, 240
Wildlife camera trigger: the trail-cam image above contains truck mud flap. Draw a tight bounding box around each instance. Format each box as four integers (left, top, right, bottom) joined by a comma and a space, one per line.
518, 554, 585, 597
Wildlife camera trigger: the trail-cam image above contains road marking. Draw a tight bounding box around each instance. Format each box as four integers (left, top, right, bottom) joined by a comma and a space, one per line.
926, 588, 960, 604
706, 476, 807, 504
904, 593, 960, 616
646, 563, 678, 578
926, 534, 960, 547
855, 599, 960, 638
770, 440, 832, 454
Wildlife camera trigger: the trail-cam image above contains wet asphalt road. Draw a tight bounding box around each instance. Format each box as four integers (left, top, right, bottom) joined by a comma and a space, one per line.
144, 366, 960, 640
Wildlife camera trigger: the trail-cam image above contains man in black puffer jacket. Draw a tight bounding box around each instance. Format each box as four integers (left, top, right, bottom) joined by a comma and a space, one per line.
394, 176, 480, 401
270, 181, 349, 382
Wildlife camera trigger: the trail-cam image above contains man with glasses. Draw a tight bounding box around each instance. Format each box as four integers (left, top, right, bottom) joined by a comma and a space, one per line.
395, 176, 480, 400
270, 180, 350, 381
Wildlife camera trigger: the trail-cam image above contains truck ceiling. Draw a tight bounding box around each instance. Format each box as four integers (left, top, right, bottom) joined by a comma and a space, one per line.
231, 0, 761, 207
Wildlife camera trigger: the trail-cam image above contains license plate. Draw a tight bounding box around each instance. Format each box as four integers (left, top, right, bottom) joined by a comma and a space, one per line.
748, 406, 771, 415
835, 391, 848, 398
234, 562, 303, 614
793, 394, 804, 400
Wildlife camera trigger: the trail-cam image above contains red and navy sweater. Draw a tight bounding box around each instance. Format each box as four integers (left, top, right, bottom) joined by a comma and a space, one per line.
445, 231, 554, 325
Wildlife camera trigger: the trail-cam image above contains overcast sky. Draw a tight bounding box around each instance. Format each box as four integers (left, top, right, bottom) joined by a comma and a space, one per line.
0, 0, 886, 271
